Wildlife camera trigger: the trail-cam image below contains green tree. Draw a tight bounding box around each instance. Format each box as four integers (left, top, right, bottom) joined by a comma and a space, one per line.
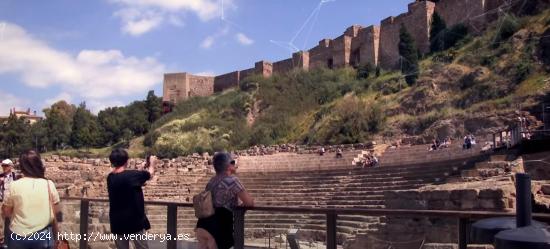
430, 12, 447, 53
98, 107, 126, 145
124, 101, 150, 136
399, 25, 419, 85
29, 120, 49, 153
70, 102, 102, 149
0, 115, 32, 157
145, 90, 163, 124
43, 101, 76, 150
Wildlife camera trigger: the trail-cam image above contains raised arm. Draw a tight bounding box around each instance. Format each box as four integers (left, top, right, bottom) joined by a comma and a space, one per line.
148, 156, 157, 176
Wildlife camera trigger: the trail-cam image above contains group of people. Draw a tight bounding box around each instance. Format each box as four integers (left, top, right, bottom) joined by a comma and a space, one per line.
428, 137, 452, 151
0, 148, 254, 249
357, 153, 378, 168
319, 147, 345, 159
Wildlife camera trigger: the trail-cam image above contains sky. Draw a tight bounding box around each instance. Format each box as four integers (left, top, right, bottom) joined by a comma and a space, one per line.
0, 0, 411, 116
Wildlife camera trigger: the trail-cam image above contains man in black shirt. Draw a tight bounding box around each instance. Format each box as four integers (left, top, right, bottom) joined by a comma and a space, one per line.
107, 149, 156, 249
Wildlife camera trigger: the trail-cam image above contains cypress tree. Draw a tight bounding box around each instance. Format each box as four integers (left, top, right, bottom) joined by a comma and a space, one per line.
398, 25, 419, 85
430, 12, 447, 53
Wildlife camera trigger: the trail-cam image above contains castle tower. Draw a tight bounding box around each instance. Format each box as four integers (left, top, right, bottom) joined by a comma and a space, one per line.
378, 1, 435, 69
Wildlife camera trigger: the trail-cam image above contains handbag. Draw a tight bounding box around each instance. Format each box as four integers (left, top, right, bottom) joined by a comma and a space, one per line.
193, 176, 224, 219
47, 179, 70, 249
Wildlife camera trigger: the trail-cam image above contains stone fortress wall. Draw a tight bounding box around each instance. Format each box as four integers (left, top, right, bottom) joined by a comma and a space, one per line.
163, 0, 512, 103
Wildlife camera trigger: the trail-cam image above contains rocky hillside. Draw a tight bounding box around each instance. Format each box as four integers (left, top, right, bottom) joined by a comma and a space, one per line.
142, 9, 550, 158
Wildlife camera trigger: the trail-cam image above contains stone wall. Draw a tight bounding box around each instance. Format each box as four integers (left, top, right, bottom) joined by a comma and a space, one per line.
239, 67, 256, 80
214, 71, 240, 92
379, 1, 435, 69
435, 0, 487, 32
187, 75, 214, 97
309, 39, 333, 69
162, 73, 187, 103
255, 60, 273, 77
292, 51, 310, 71
357, 25, 380, 67
162, 73, 214, 103
332, 35, 352, 68
346, 180, 515, 249
273, 58, 294, 74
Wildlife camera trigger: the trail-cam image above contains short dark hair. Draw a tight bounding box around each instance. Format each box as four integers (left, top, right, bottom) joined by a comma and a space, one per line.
109, 148, 129, 167
19, 150, 45, 178
213, 152, 231, 174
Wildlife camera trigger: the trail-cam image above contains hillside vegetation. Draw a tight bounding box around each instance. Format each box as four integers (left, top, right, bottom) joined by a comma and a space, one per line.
140, 10, 550, 157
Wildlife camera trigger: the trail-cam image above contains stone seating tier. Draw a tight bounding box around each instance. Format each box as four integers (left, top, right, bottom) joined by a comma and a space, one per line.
55, 142, 487, 246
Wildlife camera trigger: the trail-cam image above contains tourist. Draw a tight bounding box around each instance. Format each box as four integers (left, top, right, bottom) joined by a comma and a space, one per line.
0, 159, 19, 246
196, 152, 254, 249
372, 154, 379, 167
107, 148, 157, 249
319, 147, 325, 156
335, 148, 343, 158
2, 150, 59, 249
430, 140, 438, 151
463, 135, 472, 150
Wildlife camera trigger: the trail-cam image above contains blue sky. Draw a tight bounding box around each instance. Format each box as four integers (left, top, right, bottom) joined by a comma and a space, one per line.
0, 0, 410, 115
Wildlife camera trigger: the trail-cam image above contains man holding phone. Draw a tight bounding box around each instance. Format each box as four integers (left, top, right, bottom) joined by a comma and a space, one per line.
107, 149, 157, 249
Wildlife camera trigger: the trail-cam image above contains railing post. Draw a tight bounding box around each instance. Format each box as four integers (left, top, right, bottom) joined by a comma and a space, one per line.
458, 218, 468, 249
79, 200, 89, 249
326, 211, 337, 249
234, 208, 246, 249
167, 204, 178, 249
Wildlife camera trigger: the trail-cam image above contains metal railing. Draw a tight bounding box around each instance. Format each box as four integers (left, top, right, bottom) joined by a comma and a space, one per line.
61, 197, 550, 249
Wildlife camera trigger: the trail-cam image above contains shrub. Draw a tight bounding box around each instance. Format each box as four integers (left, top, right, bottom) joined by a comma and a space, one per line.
306, 96, 385, 144
357, 63, 374, 79
143, 130, 160, 147
445, 24, 469, 48
515, 59, 532, 82
493, 15, 520, 47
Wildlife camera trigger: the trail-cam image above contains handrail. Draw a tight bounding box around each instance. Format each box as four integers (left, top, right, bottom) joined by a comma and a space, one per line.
60, 197, 550, 249
60, 197, 550, 220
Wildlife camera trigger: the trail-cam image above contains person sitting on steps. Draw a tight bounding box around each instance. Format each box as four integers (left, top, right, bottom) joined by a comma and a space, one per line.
335, 148, 343, 158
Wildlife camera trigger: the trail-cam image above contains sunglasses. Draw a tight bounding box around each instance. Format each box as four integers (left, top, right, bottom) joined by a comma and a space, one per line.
230, 160, 236, 165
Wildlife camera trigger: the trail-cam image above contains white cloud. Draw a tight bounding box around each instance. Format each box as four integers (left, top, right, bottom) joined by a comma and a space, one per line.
200, 26, 229, 49
114, 8, 164, 36
44, 92, 73, 106
87, 99, 125, 114
236, 33, 254, 46
110, 0, 226, 36
0, 22, 165, 102
0, 91, 28, 116
200, 36, 215, 49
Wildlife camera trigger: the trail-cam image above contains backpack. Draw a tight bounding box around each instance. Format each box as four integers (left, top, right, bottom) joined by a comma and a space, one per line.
193, 177, 224, 219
